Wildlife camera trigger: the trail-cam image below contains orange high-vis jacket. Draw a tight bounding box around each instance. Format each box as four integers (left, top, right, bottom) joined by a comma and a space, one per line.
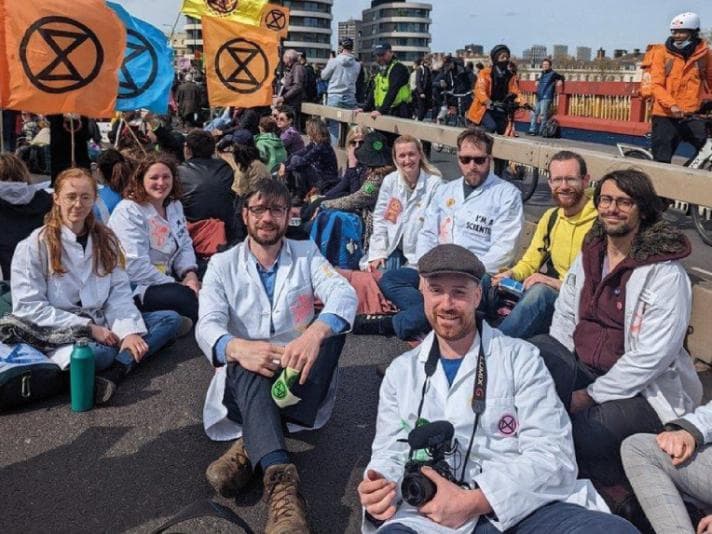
466, 66, 523, 125
650, 40, 712, 117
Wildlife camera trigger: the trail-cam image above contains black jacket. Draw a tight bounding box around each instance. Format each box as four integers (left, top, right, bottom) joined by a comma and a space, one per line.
0, 184, 52, 280
177, 158, 239, 241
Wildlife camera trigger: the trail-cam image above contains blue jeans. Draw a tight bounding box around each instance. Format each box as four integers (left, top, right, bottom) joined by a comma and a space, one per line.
377, 501, 637, 533
479, 275, 559, 339
326, 93, 357, 144
529, 98, 552, 134
90, 311, 182, 371
380, 249, 407, 272
378, 267, 430, 341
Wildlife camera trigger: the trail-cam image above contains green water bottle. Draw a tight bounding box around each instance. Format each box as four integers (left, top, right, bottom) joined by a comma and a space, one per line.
70, 338, 94, 412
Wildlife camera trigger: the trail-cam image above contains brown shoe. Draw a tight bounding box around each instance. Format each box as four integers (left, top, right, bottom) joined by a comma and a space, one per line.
263, 463, 309, 534
205, 438, 252, 497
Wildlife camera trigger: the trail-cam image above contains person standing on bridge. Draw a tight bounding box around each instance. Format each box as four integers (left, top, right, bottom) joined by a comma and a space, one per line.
321, 37, 363, 141
528, 58, 564, 136
648, 12, 712, 163
466, 44, 524, 136
363, 42, 413, 121
528, 169, 703, 527
196, 179, 357, 534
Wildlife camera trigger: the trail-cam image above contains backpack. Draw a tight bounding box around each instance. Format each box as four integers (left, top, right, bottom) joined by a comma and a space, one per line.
309, 209, 363, 269
640, 43, 710, 100
0, 343, 63, 411
540, 118, 561, 138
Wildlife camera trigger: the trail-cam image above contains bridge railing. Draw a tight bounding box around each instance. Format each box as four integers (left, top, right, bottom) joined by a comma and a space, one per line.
302, 102, 712, 208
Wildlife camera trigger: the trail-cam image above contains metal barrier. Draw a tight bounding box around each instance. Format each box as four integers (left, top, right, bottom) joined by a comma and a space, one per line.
302, 103, 712, 207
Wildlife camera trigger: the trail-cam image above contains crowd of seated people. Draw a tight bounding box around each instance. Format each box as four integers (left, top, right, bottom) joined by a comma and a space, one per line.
1, 98, 709, 534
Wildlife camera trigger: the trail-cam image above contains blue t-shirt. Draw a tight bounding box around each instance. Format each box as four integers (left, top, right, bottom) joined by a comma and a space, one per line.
99, 186, 122, 215
440, 357, 464, 386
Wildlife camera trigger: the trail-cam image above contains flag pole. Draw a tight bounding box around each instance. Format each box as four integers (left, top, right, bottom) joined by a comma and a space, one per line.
114, 114, 124, 149
168, 11, 181, 41
69, 116, 76, 167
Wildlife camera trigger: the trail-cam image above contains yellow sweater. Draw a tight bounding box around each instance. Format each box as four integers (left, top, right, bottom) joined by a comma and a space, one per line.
511, 200, 597, 281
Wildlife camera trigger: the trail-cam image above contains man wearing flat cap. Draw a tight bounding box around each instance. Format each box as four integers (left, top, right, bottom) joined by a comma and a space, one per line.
358, 244, 637, 534
363, 42, 413, 120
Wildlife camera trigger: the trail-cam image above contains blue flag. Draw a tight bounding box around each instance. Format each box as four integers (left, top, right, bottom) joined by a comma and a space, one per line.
109, 2, 174, 113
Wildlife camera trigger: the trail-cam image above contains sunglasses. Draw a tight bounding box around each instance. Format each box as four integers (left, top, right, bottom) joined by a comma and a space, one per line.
458, 155, 489, 165
349, 140, 363, 147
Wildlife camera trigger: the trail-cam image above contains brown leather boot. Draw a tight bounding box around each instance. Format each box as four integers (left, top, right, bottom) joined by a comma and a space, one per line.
205, 438, 252, 497
263, 463, 309, 534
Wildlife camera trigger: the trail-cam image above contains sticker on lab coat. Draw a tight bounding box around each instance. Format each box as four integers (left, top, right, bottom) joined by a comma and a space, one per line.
290, 293, 313, 331
148, 216, 172, 253
384, 197, 403, 223
496, 413, 518, 437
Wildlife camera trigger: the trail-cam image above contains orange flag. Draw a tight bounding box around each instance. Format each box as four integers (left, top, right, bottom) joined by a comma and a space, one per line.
259, 4, 290, 40
0, 0, 125, 117
202, 16, 279, 108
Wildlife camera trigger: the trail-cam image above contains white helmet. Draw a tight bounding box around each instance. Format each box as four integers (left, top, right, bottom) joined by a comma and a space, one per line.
670, 12, 701, 31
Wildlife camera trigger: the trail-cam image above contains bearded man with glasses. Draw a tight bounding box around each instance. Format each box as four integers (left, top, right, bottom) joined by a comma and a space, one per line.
529, 169, 702, 529
195, 178, 357, 534
375, 127, 523, 341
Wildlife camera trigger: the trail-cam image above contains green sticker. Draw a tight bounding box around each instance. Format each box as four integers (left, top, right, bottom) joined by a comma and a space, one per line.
372, 140, 384, 151
415, 417, 430, 428
364, 183, 376, 194
272, 381, 287, 399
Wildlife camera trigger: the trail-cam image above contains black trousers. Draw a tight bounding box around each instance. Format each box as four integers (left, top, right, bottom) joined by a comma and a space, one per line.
138, 282, 199, 322
222, 334, 346, 464
651, 115, 707, 163
528, 335, 663, 487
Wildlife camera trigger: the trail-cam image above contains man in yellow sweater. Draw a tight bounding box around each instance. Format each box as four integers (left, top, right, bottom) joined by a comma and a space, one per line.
480, 150, 597, 338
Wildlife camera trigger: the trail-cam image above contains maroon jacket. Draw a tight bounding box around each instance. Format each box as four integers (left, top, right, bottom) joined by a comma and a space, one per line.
573, 219, 691, 371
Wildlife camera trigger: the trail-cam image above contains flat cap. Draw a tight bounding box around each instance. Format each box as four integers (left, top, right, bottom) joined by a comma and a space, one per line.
418, 244, 485, 282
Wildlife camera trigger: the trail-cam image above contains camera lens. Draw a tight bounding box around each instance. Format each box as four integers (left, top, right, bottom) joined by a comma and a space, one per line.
401, 472, 436, 507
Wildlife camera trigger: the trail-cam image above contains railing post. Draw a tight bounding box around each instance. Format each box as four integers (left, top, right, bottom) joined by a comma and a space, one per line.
556, 92, 570, 118
629, 96, 646, 123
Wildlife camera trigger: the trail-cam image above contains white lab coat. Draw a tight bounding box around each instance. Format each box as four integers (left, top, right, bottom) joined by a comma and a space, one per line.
108, 199, 197, 300
366, 169, 441, 268
550, 254, 703, 424
196, 238, 358, 441
676, 400, 712, 446
10, 226, 146, 340
415, 174, 523, 272
364, 323, 607, 534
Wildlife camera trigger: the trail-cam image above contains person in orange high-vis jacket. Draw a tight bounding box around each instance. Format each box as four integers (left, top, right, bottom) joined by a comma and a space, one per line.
466, 44, 524, 134
650, 12, 712, 163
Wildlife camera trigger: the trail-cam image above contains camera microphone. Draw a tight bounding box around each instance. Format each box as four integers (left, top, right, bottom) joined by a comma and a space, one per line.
407, 420, 454, 451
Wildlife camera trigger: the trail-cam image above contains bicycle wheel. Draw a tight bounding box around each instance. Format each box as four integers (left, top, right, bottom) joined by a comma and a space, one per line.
505, 163, 540, 202
622, 148, 653, 160
690, 159, 712, 246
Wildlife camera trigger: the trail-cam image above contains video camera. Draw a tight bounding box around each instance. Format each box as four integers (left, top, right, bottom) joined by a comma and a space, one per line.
401, 421, 460, 506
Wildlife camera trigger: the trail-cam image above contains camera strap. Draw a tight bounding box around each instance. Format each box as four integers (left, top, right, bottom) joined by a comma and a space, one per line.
413, 322, 488, 485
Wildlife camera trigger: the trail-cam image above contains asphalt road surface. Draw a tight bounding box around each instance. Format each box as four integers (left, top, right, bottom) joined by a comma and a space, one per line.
4, 143, 710, 533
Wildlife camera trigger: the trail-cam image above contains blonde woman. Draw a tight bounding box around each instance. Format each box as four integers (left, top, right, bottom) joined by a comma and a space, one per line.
366, 135, 442, 271
322, 125, 370, 200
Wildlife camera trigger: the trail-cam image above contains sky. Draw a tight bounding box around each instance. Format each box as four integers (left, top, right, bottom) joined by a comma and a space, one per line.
113, 0, 712, 57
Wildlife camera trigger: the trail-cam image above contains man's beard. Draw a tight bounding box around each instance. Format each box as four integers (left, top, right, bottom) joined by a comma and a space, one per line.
553, 188, 584, 209
600, 217, 635, 237
427, 309, 475, 342
248, 223, 286, 246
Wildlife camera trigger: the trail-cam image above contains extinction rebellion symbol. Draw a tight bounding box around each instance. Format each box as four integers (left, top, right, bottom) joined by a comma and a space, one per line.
20, 16, 104, 94
206, 0, 239, 15
215, 38, 269, 94
119, 29, 158, 100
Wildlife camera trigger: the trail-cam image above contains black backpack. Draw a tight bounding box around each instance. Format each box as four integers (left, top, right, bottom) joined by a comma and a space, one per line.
540, 118, 561, 139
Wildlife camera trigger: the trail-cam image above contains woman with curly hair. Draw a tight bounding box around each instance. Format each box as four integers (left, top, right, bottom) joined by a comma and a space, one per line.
11, 168, 182, 403
109, 153, 200, 322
